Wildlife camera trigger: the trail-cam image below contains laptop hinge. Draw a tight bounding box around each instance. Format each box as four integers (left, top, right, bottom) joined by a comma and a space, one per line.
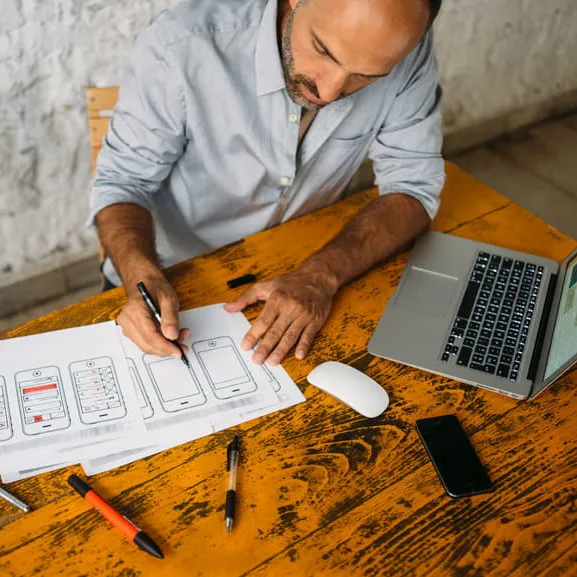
527, 273, 558, 382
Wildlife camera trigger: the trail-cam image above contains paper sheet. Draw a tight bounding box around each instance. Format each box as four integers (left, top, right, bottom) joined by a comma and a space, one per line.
0, 305, 305, 479
82, 305, 305, 475
1, 460, 75, 484
0, 322, 146, 471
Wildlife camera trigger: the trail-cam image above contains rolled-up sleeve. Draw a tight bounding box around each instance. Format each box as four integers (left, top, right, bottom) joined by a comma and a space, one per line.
368, 31, 445, 219
88, 23, 186, 228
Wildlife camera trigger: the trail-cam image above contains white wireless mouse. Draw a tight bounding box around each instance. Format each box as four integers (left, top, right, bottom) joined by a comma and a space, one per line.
307, 361, 389, 418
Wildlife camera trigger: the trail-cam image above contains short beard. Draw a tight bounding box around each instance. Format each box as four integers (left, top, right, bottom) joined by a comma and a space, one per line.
280, 7, 322, 110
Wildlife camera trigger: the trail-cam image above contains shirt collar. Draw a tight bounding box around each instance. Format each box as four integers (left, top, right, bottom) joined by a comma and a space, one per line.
255, 0, 286, 96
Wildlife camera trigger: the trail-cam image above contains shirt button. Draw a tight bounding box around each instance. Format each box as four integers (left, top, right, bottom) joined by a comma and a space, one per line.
289, 114, 298, 123
280, 176, 290, 185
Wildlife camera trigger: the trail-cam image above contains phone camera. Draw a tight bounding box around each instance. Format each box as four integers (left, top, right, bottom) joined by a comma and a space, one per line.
87, 361, 95, 368
33, 370, 41, 377
209, 341, 216, 347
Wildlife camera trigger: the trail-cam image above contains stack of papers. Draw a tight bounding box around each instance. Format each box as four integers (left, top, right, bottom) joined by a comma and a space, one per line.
0, 304, 305, 482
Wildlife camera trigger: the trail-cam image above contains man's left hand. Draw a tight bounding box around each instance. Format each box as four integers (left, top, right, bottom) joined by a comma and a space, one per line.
224, 269, 338, 365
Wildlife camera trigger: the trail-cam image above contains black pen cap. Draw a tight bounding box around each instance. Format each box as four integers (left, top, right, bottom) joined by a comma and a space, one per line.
226, 435, 240, 470
68, 474, 91, 497
134, 531, 164, 559
227, 274, 256, 289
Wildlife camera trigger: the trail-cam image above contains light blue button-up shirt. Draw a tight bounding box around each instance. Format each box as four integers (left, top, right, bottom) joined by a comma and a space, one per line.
90, 0, 445, 286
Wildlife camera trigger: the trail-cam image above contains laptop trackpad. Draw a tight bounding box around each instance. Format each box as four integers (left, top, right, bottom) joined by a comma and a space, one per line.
395, 267, 458, 319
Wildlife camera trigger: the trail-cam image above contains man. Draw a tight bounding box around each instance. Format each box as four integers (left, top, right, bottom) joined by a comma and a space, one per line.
90, 0, 445, 366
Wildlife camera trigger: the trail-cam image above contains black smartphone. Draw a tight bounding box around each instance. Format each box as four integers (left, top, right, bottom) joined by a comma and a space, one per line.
416, 415, 494, 498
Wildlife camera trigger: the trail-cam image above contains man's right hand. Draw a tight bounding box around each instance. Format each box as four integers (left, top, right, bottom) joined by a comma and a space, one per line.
95, 204, 190, 358
117, 274, 190, 358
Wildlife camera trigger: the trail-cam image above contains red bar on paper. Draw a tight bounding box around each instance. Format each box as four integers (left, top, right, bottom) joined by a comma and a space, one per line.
23, 383, 57, 394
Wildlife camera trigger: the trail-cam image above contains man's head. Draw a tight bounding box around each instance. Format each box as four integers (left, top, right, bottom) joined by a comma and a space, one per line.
279, 0, 442, 110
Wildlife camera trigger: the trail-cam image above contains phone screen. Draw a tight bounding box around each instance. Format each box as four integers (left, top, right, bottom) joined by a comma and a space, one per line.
72, 365, 122, 413
416, 415, 494, 498
20, 376, 65, 422
197, 345, 250, 389
148, 358, 201, 402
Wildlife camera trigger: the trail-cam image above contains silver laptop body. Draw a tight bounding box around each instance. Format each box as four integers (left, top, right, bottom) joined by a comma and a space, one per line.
368, 231, 577, 400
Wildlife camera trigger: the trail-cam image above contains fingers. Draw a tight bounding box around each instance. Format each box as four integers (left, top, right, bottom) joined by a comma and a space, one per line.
157, 288, 180, 340
295, 323, 322, 360
118, 284, 190, 358
245, 303, 324, 365
224, 283, 272, 312
227, 274, 332, 365
118, 301, 180, 358
241, 302, 280, 357
224, 287, 260, 312
177, 328, 191, 353
263, 317, 309, 366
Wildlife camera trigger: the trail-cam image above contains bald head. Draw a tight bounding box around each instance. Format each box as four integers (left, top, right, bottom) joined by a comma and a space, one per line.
311, 0, 429, 75
280, 0, 436, 109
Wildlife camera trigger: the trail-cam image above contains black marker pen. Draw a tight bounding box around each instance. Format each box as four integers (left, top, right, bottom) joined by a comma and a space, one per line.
136, 282, 190, 369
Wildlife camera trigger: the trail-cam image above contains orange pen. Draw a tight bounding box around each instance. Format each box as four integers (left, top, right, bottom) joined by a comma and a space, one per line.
68, 474, 164, 559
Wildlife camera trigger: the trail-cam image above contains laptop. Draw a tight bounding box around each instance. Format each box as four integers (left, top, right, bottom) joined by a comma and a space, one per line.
368, 231, 577, 400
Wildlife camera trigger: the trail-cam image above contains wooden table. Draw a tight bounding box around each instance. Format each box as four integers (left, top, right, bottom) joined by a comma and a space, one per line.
1, 163, 576, 577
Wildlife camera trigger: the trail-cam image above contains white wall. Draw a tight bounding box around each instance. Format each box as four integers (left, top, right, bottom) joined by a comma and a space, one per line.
1, 0, 576, 291
435, 0, 577, 145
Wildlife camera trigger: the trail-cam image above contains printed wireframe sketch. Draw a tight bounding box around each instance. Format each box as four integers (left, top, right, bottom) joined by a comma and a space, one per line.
192, 337, 258, 399
15, 366, 71, 435
0, 320, 147, 477
261, 364, 282, 393
0, 376, 13, 442
143, 355, 207, 413
127, 358, 154, 419
69, 357, 127, 424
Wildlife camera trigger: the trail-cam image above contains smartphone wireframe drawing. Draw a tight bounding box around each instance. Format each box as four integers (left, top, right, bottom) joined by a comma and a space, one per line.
126, 358, 153, 419
69, 357, 126, 424
261, 364, 281, 393
15, 366, 71, 435
143, 355, 207, 413
192, 337, 257, 399
0, 376, 13, 441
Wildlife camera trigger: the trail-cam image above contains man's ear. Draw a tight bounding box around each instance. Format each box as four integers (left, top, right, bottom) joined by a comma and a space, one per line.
288, 0, 300, 10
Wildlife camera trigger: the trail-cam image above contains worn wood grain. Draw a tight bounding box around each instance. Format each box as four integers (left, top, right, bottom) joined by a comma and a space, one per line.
1, 163, 576, 577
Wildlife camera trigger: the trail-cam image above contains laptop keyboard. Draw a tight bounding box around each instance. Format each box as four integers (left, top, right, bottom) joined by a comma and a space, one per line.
441, 252, 543, 381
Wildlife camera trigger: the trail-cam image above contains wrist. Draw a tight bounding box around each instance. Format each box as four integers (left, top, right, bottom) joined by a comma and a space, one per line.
298, 256, 342, 296
122, 258, 165, 297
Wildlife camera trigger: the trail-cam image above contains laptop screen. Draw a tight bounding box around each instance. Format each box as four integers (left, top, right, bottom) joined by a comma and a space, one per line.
545, 253, 577, 380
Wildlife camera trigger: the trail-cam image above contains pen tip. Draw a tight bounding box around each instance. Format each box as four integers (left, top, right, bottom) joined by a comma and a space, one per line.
225, 518, 233, 534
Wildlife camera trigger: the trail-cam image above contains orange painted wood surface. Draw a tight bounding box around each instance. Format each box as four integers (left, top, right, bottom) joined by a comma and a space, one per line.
1, 163, 576, 577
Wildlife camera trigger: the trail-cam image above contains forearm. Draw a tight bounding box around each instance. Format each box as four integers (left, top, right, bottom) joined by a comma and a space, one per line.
300, 193, 430, 291
95, 203, 163, 289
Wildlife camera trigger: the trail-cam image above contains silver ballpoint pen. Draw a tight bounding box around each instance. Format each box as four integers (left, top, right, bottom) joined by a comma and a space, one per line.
0, 486, 31, 513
